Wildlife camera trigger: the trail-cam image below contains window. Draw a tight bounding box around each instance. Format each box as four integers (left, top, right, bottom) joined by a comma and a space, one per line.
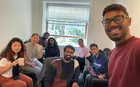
47, 19, 87, 46
45, 3, 90, 46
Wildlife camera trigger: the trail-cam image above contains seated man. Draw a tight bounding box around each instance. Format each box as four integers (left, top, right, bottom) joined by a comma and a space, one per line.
84, 43, 108, 87
76, 39, 91, 72
43, 45, 80, 87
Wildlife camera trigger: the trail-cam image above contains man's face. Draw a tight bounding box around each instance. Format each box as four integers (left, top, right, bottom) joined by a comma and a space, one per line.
90, 46, 99, 56
44, 34, 50, 39
78, 40, 84, 47
103, 11, 131, 42
64, 48, 74, 62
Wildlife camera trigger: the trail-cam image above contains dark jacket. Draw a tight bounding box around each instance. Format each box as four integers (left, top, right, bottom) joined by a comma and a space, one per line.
43, 59, 80, 87
44, 45, 60, 58
91, 50, 108, 77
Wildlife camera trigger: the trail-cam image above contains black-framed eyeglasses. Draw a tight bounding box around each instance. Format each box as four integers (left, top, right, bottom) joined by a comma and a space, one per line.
102, 15, 129, 27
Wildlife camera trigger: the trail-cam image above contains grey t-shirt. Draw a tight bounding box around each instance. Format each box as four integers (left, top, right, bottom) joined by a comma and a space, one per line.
25, 43, 40, 62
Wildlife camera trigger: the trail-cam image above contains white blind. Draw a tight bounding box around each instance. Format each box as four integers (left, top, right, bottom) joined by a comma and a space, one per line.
47, 4, 90, 21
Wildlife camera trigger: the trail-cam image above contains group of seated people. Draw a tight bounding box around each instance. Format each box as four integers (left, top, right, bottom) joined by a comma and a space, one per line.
0, 32, 111, 87
74, 39, 110, 87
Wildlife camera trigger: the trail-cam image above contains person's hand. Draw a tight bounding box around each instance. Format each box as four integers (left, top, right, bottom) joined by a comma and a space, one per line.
98, 74, 105, 79
29, 62, 36, 67
25, 61, 36, 67
72, 82, 78, 87
38, 45, 43, 51
11, 60, 19, 66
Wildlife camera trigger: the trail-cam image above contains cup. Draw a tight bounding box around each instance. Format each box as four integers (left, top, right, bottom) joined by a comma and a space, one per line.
18, 58, 25, 66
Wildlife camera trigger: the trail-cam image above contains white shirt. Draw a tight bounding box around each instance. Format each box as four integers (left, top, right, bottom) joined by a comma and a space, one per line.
0, 58, 13, 77
77, 45, 90, 58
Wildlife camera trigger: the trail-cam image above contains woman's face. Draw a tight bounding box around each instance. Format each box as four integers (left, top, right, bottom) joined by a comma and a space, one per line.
50, 39, 55, 45
11, 41, 21, 54
31, 35, 39, 44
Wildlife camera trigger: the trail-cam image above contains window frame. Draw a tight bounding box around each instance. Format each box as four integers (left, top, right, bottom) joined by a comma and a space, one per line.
46, 20, 88, 39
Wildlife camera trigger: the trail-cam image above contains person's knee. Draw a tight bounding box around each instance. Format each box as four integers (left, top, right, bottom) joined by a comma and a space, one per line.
16, 80, 27, 87
83, 69, 89, 81
34, 68, 41, 79
84, 74, 92, 87
86, 74, 91, 80
85, 74, 92, 84
26, 77, 33, 86
83, 69, 89, 77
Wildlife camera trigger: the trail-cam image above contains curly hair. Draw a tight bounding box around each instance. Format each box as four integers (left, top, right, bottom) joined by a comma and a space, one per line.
0, 37, 26, 61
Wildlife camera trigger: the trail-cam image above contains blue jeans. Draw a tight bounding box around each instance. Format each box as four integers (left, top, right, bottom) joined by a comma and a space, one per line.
84, 74, 108, 87
21, 59, 42, 80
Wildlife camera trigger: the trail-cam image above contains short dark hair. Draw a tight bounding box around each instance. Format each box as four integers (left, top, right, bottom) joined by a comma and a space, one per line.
78, 39, 83, 42
90, 43, 98, 49
43, 32, 50, 37
102, 4, 129, 16
64, 45, 75, 53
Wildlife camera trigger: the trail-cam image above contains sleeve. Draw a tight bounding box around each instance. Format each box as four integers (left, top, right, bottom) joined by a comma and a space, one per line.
0, 58, 9, 67
83, 47, 91, 57
43, 64, 56, 87
104, 58, 109, 79
135, 44, 140, 74
98, 56, 108, 78
24, 44, 32, 61
36, 44, 43, 58
56, 47, 60, 57
44, 47, 49, 58
73, 60, 80, 83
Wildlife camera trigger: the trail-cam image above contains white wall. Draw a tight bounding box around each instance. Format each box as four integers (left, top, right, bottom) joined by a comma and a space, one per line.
115, 0, 140, 38
32, 0, 43, 35
0, 0, 32, 51
87, 0, 114, 50
3, 0, 138, 56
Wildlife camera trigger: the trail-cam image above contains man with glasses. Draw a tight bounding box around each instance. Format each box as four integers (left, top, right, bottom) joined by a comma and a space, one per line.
102, 4, 140, 87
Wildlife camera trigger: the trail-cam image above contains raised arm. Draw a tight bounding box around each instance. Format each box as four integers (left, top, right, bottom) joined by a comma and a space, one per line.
37, 44, 43, 59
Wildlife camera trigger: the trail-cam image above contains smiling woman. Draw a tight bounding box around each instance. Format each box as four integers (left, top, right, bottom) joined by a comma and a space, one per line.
21, 33, 43, 80
0, 37, 33, 87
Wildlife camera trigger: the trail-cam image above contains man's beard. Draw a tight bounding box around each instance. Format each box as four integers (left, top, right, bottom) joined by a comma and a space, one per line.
109, 34, 125, 41
64, 55, 72, 61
